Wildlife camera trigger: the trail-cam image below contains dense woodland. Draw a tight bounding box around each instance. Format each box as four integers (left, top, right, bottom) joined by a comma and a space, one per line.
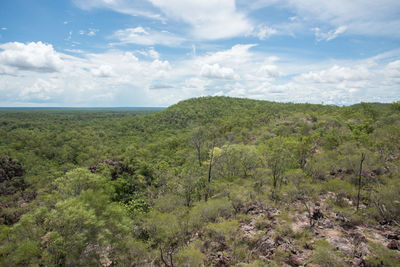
1, 96, 400, 266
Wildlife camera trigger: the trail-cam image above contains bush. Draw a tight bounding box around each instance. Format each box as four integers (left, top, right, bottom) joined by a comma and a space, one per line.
254, 216, 270, 230
189, 198, 233, 230
175, 241, 205, 267
323, 179, 355, 207
365, 242, 400, 267
205, 219, 239, 241
311, 239, 345, 267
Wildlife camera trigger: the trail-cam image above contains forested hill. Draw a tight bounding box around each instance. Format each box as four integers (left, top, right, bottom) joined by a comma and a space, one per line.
145, 96, 338, 129
1, 97, 400, 266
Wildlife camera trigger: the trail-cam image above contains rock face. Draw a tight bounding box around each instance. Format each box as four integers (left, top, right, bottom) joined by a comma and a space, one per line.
89, 158, 133, 180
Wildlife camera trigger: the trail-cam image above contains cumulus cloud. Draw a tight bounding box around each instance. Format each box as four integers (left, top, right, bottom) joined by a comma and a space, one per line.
313, 26, 347, 41
112, 27, 184, 46
385, 60, 400, 78
1, 39, 399, 106
0, 42, 63, 74
258, 64, 280, 78
19, 78, 63, 101
200, 64, 238, 80
295, 65, 371, 83
91, 65, 114, 77
198, 44, 257, 66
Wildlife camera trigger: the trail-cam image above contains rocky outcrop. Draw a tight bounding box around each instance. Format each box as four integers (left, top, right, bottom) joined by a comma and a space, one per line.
89, 158, 133, 180
0, 156, 26, 195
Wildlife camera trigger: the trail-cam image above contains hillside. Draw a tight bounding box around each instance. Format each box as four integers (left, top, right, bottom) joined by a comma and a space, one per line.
0, 97, 400, 266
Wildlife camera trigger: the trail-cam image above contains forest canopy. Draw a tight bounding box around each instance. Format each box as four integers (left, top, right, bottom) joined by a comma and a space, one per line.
1, 97, 400, 266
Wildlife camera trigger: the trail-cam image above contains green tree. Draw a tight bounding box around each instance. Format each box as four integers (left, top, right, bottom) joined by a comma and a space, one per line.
260, 137, 296, 198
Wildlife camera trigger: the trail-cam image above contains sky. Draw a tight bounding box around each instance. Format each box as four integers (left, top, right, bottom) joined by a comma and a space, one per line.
0, 0, 400, 107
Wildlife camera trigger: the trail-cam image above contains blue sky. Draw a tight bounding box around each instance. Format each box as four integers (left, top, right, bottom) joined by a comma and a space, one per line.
0, 0, 400, 106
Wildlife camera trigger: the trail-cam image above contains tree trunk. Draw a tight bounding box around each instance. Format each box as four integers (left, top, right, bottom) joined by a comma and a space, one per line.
356, 152, 366, 212
197, 146, 202, 167
208, 139, 215, 183
160, 248, 170, 267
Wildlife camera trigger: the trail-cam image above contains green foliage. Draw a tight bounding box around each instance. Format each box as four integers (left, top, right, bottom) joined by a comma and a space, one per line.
390, 101, 400, 112
0, 97, 398, 264
323, 179, 355, 207
311, 239, 346, 267
365, 242, 400, 267
189, 198, 233, 230
373, 178, 400, 223
175, 241, 205, 267
205, 219, 239, 240
214, 144, 262, 179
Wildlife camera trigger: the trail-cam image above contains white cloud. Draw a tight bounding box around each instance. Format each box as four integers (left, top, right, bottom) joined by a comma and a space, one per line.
200, 63, 238, 80
19, 78, 63, 101
258, 64, 280, 78
255, 25, 278, 40
88, 28, 99, 36
1, 40, 399, 106
239, 0, 400, 38
286, 0, 400, 37
72, 0, 164, 21
385, 60, 400, 78
313, 26, 347, 41
198, 44, 257, 66
112, 27, 184, 46
0, 42, 63, 74
149, 0, 252, 40
91, 65, 114, 77
75, 0, 253, 40
1, 27, 7, 31
136, 48, 160, 59
295, 65, 371, 83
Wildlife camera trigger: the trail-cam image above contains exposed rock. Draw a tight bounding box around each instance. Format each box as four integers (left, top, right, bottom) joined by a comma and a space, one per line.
89, 158, 133, 180
354, 242, 370, 259
257, 236, 276, 255
288, 254, 303, 266
386, 231, 400, 240
0, 156, 26, 195
312, 208, 323, 221
203, 240, 227, 252
387, 240, 400, 250
214, 252, 230, 267
0, 156, 25, 183
326, 235, 354, 256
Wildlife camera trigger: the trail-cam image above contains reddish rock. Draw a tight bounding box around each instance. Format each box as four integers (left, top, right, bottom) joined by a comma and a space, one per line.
288, 254, 303, 266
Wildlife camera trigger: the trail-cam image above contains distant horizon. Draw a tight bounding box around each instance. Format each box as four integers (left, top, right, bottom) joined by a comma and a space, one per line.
0, 96, 396, 110
0, 106, 166, 109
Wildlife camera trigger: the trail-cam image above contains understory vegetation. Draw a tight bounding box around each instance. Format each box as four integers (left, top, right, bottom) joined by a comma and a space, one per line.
1, 97, 400, 266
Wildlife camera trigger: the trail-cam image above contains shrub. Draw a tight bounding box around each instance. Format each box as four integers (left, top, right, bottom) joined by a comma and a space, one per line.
175, 241, 205, 267
365, 242, 400, 267
189, 198, 233, 230
311, 239, 345, 267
